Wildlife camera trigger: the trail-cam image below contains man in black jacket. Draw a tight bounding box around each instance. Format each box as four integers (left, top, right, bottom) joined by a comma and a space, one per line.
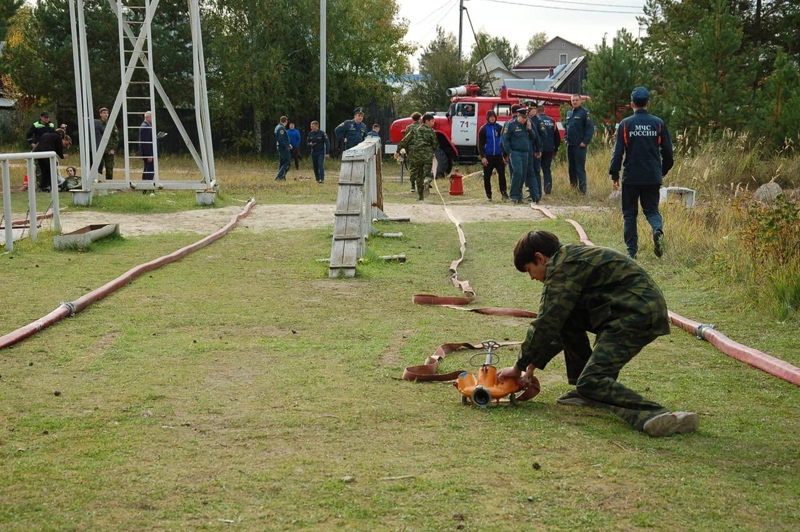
33, 128, 67, 192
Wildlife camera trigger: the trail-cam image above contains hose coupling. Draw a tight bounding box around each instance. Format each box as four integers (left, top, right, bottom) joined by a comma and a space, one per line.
696, 323, 716, 341
60, 302, 76, 317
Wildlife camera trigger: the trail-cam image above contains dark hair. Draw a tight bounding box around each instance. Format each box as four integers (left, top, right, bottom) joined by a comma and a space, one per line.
411, 112, 422, 121
486, 110, 497, 120
280, 116, 288, 124
422, 113, 434, 123
513, 230, 560, 272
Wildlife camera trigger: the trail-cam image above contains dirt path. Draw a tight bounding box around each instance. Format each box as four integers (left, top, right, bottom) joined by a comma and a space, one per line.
56, 200, 593, 237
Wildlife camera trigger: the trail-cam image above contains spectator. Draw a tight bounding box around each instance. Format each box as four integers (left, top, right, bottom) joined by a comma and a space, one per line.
59, 166, 82, 192
536, 104, 561, 195
478, 109, 508, 202
334, 107, 368, 151
367, 123, 381, 138
139, 111, 154, 191
287, 121, 301, 170
274, 116, 290, 181
608, 87, 674, 259
306, 120, 330, 184
565, 94, 594, 195
33, 127, 67, 192
26, 111, 55, 149
94, 107, 119, 180
501, 106, 538, 204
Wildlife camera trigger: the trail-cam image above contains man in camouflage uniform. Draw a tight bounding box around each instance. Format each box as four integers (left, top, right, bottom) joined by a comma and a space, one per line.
402, 112, 422, 192
497, 230, 699, 437
94, 107, 119, 180
396, 113, 438, 201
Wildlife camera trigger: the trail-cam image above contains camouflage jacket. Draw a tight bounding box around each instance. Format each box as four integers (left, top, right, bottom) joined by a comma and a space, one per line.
397, 124, 437, 164
516, 244, 670, 371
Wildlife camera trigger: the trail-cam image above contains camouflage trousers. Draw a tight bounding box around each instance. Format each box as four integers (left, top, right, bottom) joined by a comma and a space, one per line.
545, 311, 667, 430
408, 159, 432, 200
99, 153, 115, 180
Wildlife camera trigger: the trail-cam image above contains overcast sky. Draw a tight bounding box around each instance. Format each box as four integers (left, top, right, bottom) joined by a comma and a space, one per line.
395, 0, 647, 68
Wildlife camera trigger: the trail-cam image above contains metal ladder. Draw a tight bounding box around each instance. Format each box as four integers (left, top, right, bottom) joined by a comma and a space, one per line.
117, 0, 159, 185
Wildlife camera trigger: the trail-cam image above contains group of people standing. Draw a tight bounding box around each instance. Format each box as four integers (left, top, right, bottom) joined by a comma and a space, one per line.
25, 108, 156, 193
274, 107, 382, 184
479, 95, 592, 204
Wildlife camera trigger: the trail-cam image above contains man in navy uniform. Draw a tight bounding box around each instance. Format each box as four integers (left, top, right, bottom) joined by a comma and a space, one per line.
307, 120, 330, 183
525, 102, 544, 202
501, 106, 538, 204
536, 104, 561, 195
565, 94, 594, 195
274, 115, 291, 181
334, 107, 368, 151
609, 87, 674, 258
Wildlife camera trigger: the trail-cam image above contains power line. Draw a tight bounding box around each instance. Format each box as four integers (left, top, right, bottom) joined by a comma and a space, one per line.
519, 0, 644, 8
415, 0, 456, 27
476, 0, 643, 15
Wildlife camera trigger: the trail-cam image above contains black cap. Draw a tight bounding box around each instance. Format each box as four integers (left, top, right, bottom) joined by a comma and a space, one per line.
516, 106, 528, 115
40, 111, 50, 117
631, 87, 650, 106
353, 107, 365, 115
486, 110, 497, 120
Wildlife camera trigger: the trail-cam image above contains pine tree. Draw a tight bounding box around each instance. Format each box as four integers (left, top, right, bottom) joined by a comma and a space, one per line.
661, 0, 756, 134
583, 30, 646, 132
758, 49, 800, 148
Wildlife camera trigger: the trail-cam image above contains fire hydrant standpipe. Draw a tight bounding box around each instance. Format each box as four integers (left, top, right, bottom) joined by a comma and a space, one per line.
0, 198, 257, 350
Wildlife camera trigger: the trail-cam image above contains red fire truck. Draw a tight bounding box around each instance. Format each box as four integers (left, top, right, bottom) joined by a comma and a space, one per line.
389, 83, 582, 165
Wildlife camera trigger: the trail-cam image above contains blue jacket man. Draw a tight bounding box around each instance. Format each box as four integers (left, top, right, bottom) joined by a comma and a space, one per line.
501, 106, 538, 203
536, 105, 561, 195
478, 110, 507, 201
609, 87, 674, 258
334, 107, 368, 151
275, 115, 291, 181
565, 95, 594, 195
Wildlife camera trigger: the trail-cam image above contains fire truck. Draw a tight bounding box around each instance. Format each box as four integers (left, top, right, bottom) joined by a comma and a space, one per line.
389, 83, 582, 165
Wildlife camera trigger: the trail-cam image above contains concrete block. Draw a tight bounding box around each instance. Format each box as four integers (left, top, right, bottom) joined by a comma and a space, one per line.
196, 191, 216, 206
71, 190, 93, 206
54, 223, 119, 251
659, 186, 696, 208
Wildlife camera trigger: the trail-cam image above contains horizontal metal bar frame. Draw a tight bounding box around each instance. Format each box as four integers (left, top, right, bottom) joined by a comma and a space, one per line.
0, 151, 60, 162
93, 180, 212, 190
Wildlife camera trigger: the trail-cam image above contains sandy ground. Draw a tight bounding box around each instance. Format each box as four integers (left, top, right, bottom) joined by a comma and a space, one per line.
48, 200, 593, 237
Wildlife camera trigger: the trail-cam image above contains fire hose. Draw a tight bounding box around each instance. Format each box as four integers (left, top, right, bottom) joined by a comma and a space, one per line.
404, 178, 541, 403
0, 198, 256, 350
529, 204, 800, 387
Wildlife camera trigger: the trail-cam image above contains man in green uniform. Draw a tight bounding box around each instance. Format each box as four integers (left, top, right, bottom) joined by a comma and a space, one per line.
403, 112, 422, 192
396, 113, 438, 201
497, 230, 699, 437
94, 107, 119, 180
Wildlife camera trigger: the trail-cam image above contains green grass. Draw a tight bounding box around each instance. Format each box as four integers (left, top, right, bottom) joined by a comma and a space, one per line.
1, 149, 798, 530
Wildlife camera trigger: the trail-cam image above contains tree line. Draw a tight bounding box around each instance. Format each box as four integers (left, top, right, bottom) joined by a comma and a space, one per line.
585, 0, 800, 149
1, 0, 797, 153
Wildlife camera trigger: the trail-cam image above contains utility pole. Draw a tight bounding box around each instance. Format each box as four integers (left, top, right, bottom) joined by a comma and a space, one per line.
458, 0, 464, 68
320, 0, 327, 132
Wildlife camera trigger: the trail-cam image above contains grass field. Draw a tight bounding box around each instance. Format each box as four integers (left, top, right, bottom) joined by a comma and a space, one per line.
1, 149, 798, 530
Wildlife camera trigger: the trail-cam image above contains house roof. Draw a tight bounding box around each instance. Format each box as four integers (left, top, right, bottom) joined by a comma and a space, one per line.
515, 36, 588, 69
474, 52, 508, 73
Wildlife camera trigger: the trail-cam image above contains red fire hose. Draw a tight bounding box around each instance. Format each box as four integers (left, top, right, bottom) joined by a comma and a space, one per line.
534, 204, 800, 387
0, 198, 256, 350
